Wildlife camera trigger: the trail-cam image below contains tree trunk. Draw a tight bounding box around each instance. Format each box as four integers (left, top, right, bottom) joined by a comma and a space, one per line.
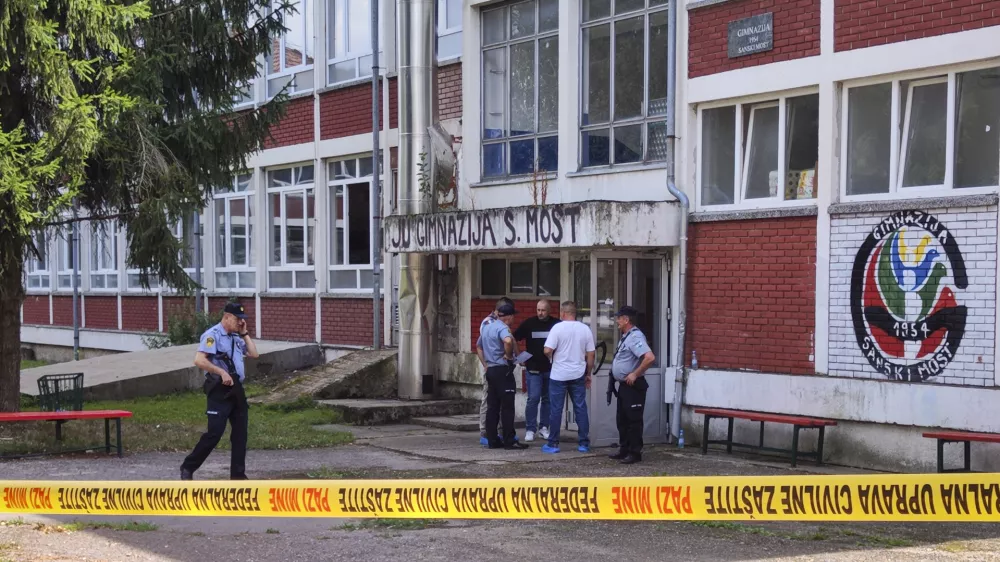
0, 247, 24, 413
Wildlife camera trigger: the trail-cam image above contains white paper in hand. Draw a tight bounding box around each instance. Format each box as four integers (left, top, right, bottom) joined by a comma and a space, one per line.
515, 351, 532, 364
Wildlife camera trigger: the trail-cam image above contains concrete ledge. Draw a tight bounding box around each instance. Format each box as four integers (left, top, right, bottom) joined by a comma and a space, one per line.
829, 193, 999, 215
317, 399, 479, 425
690, 205, 818, 223
687, 0, 735, 10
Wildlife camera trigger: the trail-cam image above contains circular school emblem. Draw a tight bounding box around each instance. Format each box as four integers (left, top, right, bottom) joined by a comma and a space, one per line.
850, 211, 968, 381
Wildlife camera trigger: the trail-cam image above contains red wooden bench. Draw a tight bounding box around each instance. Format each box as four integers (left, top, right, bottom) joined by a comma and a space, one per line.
0, 410, 133, 459
923, 430, 1000, 473
694, 408, 838, 467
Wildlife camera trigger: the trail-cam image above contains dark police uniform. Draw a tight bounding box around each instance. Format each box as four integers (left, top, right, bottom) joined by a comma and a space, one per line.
610, 316, 652, 461
181, 303, 250, 480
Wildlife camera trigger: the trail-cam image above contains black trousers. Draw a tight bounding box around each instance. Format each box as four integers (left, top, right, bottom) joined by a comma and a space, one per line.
616, 378, 648, 456
485, 364, 516, 447
181, 378, 249, 478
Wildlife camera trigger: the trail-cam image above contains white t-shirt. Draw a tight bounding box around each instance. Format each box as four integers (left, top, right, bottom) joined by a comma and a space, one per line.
543, 320, 596, 382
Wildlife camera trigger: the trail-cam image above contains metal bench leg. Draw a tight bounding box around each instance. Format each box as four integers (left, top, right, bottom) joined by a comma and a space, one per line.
937, 439, 945, 473
759, 421, 765, 448
964, 441, 971, 472
116, 418, 123, 458
702, 415, 711, 455
55, 420, 64, 441
816, 426, 826, 466
791, 426, 801, 468
726, 418, 734, 455
104, 419, 111, 454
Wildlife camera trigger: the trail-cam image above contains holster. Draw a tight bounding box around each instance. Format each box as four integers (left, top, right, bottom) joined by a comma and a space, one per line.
606, 377, 618, 405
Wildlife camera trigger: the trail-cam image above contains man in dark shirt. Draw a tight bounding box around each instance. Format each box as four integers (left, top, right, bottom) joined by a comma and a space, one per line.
514, 300, 560, 442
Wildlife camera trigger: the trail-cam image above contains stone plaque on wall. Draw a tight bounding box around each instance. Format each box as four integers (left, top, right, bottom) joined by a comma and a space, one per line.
728, 13, 773, 59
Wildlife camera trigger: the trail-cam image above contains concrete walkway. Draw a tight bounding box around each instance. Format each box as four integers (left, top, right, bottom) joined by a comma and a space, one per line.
20, 341, 323, 400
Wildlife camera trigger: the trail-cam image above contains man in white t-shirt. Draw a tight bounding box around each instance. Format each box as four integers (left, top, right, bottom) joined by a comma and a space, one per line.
541, 301, 595, 454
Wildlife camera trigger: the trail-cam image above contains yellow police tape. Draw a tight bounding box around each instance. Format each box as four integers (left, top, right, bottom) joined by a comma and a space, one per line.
3, 474, 1000, 521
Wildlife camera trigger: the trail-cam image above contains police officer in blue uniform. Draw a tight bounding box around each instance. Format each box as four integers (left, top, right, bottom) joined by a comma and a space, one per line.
607, 306, 656, 465
180, 302, 259, 480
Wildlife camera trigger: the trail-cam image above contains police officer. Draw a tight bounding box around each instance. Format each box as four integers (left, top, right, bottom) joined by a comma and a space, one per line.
180, 302, 259, 480
608, 306, 655, 465
476, 303, 529, 450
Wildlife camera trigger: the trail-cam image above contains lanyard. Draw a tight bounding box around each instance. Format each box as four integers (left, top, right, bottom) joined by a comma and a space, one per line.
615, 327, 638, 358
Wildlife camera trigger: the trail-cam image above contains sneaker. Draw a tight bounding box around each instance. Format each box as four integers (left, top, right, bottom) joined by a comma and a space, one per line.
480, 436, 489, 447
577, 445, 591, 453
541, 444, 560, 454
538, 427, 550, 440
524, 431, 535, 442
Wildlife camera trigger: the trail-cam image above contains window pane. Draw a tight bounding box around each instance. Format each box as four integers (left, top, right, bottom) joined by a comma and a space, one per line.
329, 60, 356, 83
304, 0, 314, 65
846, 83, 891, 196
216, 271, 236, 289
483, 143, 506, 177
582, 0, 610, 22
270, 194, 281, 265
215, 199, 227, 268
900, 81, 947, 188
360, 156, 374, 177
744, 105, 780, 199
239, 272, 256, 288
230, 198, 249, 265
648, 10, 668, 116
236, 173, 252, 192
538, 136, 558, 171
511, 138, 536, 175
582, 129, 611, 167
482, 8, 505, 45
283, 0, 307, 69
537, 37, 559, 133
306, 190, 315, 265
614, 123, 643, 164
268, 168, 292, 188
297, 164, 315, 184
509, 41, 535, 136
331, 269, 358, 289
956, 68, 1000, 188
483, 48, 507, 139
269, 270, 293, 289
539, 0, 558, 31
582, 25, 611, 125
537, 258, 559, 297
647, 121, 667, 161
616, 0, 645, 14
332, 186, 345, 265
701, 107, 736, 205
347, 183, 371, 264
329, 0, 346, 58
286, 192, 306, 264
480, 259, 506, 295
510, 1, 535, 39
349, 0, 371, 56
614, 16, 644, 120
446, 0, 462, 29
786, 94, 819, 200
509, 262, 533, 294
438, 31, 462, 59
331, 159, 357, 179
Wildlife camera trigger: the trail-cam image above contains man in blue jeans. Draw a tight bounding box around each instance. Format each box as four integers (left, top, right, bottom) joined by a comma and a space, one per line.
541, 301, 595, 453
514, 300, 560, 442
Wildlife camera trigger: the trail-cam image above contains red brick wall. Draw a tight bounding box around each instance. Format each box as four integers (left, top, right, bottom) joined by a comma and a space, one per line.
470, 298, 560, 352
835, 0, 1000, 52
208, 297, 258, 338
162, 297, 196, 328
85, 296, 118, 330
121, 296, 159, 332
686, 216, 817, 375
438, 62, 463, 121
264, 96, 315, 149
259, 297, 315, 342
321, 297, 385, 346
689, 0, 820, 78
319, 78, 399, 140
22, 296, 49, 325
51, 296, 76, 327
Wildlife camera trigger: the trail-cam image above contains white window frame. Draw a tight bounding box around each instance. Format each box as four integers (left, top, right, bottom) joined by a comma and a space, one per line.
437, 0, 463, 62
477, 256, 561, 298
89, 220, 119, 292
840, 62, 1000, 203
25, 231, 50, 291
897, 77, 949, 192
55, 226, 80, 292
267, 163, 316, 291
267, 0, 315, 97
696, 88, 820, 211
326, 0, 384, 86
327, 156, 384, 292
214, 173, 256, 291
579, 0, 669, 168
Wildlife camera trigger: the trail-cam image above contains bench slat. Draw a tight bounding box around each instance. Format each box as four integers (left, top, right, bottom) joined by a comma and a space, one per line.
923, 431, 1000, 444
695, 407, 837, 427
0, 410, 133, 422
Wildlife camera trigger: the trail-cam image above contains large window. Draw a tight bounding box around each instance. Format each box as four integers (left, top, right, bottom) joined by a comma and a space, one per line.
580, 0, 668, 167
327, 0, 384, 86
329, 156, 382, 291
438, 0, 463, 61
268, 0, 315, 97
26, 231, 50, 290
844, 66, 1000, 198
699, 94, 819, 208
214, 174, 256, 290
479, 257, 560, 297
268, 164, 316, 290
90, 221, 118, 290
56, 229, 80, 290
481, 0, 559, 178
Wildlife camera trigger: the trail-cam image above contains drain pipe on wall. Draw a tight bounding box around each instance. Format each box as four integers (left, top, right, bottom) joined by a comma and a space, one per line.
665, 0, 689, 443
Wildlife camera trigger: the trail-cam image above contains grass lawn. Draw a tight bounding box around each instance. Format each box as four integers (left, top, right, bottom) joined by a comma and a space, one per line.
0, 384, 352, 456
19, 360, 48, 370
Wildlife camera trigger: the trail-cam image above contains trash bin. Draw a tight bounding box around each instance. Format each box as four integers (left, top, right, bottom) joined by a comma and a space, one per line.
37, 373, 84, 412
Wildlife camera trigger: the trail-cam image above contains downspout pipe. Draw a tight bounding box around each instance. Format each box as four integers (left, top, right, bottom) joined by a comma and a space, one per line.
371, 0, 382, 350
665, 0, 689, 442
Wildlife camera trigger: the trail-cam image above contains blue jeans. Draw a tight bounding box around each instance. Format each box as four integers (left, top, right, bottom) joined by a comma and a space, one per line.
525, 371, 551, 433
548, 377, 589, 448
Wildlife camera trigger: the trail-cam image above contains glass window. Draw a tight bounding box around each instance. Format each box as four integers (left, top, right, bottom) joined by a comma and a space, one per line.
701, 106, 736, 206
900, 78, 947, 189
56, 227, 80, 290
438, 0, 464, 60
479, 257, 562, 296
509, 261, 534, 294
480, 259, 507, 295
742, 103, 780, 200
25, 231, 50, 290
267, 164, 316, 290
328, 0, 384, 85
786, 94, 820, 201
481, 1, 559, 178
955, 67, 1000, 188
581, 0, 668, 167
328, 156, 381, 291
214, 173, 256, 290
90, 221, 118, 290
268, 0, 315, 96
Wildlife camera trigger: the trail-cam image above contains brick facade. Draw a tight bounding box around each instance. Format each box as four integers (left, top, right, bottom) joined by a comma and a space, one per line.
51, 296, 76, 327
162, 296, 197, 328
208, 296, 258, 338
321, 297, 385, 346
22, 296, 49, 325
319, 79, 399, 140
835, 0, 1000, 52
686, 216, 817, 375
259, 297, 315, 342
438, 62, 463, 121
85, 296, 118, 330
829, 206, 997, 385
264, 96, 315, 149
121, 296, 159, 332
689, 0, 820, 78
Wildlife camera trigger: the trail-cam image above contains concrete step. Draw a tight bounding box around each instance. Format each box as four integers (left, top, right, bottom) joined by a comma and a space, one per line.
411, 414, 525, 432
252, 349, 397, 405
317, 398, 478, 425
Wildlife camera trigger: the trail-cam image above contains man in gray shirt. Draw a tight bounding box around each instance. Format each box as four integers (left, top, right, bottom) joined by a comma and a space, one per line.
608, 306, 655, 464
476, 303, 529, 450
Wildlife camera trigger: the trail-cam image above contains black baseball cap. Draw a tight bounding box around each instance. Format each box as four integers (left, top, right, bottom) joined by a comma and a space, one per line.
224, 302, 248, 319
615, 305, 639, 318
497, 303, 517, 317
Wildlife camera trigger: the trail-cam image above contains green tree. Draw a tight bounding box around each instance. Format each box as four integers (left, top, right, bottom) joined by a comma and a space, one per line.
0, 0, 292, 412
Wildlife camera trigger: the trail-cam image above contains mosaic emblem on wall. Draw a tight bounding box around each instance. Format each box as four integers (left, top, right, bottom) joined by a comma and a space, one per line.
850, 211, 968, 381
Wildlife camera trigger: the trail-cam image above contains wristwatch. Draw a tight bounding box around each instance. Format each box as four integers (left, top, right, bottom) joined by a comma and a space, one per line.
239, 332, 249, 337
